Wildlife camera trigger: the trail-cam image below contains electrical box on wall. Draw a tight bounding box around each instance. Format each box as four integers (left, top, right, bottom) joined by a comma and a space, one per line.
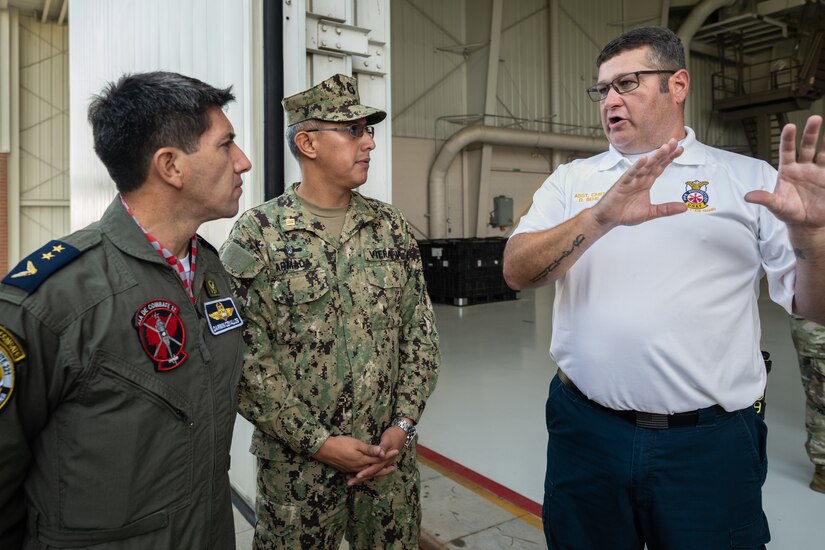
489, 195, 513, 227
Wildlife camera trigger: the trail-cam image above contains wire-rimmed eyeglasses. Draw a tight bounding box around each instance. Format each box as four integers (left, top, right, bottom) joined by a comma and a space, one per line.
304, 124, 375, 138
586, 70, 677, 102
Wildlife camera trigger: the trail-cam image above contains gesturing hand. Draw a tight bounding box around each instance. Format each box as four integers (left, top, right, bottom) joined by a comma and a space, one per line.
745, 115, 825, 228
591, 138, 687, 230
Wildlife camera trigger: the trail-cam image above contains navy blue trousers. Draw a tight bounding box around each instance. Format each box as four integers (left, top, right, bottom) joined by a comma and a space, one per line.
543, 374, 770, 550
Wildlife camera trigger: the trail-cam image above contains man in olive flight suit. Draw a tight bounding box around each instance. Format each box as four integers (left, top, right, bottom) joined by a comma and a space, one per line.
0, 72, 251, 548
221, 74, 440, 549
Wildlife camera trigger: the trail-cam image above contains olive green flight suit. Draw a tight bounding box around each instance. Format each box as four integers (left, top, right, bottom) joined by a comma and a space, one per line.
0, 198, 244, 549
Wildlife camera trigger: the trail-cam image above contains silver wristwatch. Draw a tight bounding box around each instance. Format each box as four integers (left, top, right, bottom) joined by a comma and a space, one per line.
390, 417, 417, 448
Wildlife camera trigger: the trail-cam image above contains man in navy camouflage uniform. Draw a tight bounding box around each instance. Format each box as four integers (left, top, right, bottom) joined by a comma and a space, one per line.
221, 74, 440, 549
789, 316, 825, 493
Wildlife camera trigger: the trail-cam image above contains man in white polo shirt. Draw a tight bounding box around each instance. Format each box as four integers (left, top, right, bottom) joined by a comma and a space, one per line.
504, 26, 825, 549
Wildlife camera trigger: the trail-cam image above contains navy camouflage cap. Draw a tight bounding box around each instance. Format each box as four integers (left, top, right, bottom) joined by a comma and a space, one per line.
282, 74, 387, 127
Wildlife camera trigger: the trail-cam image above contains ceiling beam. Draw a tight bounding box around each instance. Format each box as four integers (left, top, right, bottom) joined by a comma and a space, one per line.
41, 0, 51, 23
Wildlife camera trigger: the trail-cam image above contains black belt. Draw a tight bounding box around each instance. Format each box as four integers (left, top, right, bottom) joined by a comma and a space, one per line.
558, 370, 728, 429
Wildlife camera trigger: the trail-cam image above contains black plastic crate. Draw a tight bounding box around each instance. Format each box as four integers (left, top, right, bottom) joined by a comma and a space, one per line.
418, 238, 518, 306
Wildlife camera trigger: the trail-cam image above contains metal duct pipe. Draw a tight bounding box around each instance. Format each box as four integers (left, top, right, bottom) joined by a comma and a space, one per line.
677, 0, 737, 68
427, 126, 608, 238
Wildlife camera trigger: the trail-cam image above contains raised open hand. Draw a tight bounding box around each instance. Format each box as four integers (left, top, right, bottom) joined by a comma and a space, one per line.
745, 115, 825, 228
591, 138, 687, 229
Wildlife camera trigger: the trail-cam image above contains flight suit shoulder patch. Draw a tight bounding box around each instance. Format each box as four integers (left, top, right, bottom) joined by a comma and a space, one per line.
0, 325, 25, 412
220, 241, 264, 279
2, 239, 87, 294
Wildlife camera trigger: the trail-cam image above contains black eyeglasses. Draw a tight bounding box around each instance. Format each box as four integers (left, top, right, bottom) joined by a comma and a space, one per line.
586, 70, 677, 102
304, 124, 375, 139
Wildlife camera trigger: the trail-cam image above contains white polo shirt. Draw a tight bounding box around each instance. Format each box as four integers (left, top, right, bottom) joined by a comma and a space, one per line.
512, 128, 796, 413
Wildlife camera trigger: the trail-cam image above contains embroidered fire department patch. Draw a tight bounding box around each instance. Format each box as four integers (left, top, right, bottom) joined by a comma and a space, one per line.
133, 299, 188, 371
682, 181, 710, 210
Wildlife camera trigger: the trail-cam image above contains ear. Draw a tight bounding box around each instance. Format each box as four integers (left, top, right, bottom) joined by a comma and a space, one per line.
294, 131, 318, 160
671, 69, 690, 105
151, 147, 185, 190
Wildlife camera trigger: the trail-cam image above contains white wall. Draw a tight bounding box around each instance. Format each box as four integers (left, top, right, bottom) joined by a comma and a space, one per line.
68, 0, 261, 245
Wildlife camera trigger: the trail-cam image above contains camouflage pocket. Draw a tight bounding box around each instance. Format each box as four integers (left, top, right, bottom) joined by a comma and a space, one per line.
809, 359, 825, 414
253, 496, 299, 549
271, 268, 331, 344
365, 261, 405, 328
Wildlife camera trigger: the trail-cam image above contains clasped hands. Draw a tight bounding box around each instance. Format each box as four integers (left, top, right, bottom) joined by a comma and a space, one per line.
311, 424, 409, 487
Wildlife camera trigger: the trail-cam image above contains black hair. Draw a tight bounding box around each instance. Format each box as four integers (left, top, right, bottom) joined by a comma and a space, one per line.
87, 71, 235, 193
597, 26, 686, 92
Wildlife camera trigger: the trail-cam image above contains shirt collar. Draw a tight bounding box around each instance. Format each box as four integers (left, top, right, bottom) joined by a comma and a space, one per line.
597, 126, 707, 170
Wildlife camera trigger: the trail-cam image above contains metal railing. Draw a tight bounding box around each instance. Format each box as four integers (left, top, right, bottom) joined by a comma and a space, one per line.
711, 56, 802, 102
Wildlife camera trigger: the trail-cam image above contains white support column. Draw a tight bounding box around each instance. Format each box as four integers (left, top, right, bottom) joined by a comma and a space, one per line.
354, 0, 391, 203
7, 7, 19, 265
475, 0, 503, 237
283, 0, 392, 203
0, 1, 10, 153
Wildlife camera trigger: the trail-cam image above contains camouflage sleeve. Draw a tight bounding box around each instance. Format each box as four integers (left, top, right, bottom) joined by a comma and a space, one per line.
392, 217, 440, 423
220, 214, 330, 456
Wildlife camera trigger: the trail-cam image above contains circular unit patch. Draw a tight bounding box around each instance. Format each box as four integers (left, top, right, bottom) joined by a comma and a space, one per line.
133, 299, 189, 371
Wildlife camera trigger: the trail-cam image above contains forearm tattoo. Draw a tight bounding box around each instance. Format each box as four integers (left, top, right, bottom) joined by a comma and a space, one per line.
794, 248, 807, 260
530, 234, 586, 283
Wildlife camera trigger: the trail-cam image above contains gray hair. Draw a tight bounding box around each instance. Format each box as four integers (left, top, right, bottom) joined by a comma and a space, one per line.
285, 119, 323, 160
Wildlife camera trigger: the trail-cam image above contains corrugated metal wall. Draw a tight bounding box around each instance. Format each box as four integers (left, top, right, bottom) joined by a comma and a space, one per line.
496, 0, 549, 132
555, 0, 622, 135
18, 15, 69, 256
391, 0, 467, 138
389, 0, 763, 148
686, 54, 749, 153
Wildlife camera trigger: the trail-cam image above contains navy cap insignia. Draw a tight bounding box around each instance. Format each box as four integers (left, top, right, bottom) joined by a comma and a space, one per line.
133, 299, 188, 371
2, 240, 80, 293
204, 297, 243, 336
0, 326, 24, 412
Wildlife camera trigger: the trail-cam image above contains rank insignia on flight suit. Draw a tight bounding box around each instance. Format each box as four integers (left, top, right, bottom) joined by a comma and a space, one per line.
205, 278, 220, 298
204, 297, 243, 336
2, 240, 81, 293
133, 299, 188, 371
0, 326, 25, 411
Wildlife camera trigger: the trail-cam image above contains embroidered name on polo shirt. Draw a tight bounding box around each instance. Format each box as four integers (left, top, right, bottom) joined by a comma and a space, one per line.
574, 192, 605, 204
